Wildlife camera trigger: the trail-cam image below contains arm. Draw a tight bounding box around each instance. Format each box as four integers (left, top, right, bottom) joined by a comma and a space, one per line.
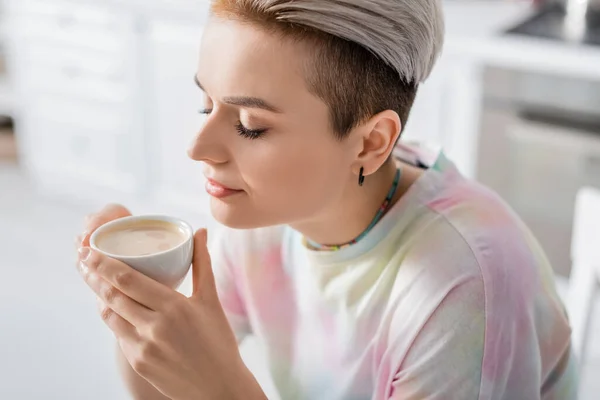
389, 277, 486, 399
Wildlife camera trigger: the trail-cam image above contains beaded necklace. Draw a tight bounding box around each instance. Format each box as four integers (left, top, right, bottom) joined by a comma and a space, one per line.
305, 168, 401, 251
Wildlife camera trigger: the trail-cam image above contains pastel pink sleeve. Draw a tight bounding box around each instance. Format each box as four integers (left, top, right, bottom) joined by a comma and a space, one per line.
389, 278, 485, 399
210, 228, 252, 344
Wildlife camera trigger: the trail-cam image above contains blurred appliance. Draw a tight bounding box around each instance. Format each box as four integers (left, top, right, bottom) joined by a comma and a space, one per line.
506, 0, 600, 45
477, 67, 600, 277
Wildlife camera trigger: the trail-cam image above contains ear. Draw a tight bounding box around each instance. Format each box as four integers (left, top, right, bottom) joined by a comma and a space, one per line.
353, 110, 402, 176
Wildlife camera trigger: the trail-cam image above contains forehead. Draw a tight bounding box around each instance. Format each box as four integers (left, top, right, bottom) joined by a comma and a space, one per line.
197, 18, 310, 100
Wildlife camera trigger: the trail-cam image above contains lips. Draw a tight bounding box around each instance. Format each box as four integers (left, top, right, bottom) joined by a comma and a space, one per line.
204, 178, 243, 199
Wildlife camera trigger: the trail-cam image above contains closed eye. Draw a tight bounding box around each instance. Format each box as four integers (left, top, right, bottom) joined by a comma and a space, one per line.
198, 109, 266, 139
235, 122, 267, 140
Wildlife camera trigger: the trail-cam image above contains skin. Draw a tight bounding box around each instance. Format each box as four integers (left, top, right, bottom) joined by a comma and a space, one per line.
76, 17, 424, 399
77, 205, 265, 400
190, 18, 408, 245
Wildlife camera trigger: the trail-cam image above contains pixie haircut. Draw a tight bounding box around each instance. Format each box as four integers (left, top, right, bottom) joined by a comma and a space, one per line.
211, 0, 444, 139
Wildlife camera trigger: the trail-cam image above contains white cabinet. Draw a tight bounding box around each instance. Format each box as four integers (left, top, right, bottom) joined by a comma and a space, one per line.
10, 0, 133, 53
26, 96, 137, 190
6, 0, 148, 204
402, 61, 448, 146
6, 0, 213, 214
145, 19, 211, 217
402, 55, 483, 178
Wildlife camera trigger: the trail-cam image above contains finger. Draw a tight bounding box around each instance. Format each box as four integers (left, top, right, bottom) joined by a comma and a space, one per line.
84, 213, 94, 227
191, 229, 217, 299
81, 204, 131, 247
85, 270, 152, 327
96, 297, 138, 340
79, 247, 174, 311
75, 234, 83, 251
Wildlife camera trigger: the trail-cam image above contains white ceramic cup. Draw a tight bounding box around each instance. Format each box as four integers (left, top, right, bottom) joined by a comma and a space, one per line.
90, 215, 194, 289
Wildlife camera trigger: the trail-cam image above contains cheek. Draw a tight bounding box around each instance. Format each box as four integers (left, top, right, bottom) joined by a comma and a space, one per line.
242, 139, 347, 209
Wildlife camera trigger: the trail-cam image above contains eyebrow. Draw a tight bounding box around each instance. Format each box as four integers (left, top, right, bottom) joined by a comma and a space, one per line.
194, 75, 282, 113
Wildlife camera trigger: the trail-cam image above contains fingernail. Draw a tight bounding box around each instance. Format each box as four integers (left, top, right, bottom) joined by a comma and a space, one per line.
78, 247, 91, 262
79, 261, 89, 276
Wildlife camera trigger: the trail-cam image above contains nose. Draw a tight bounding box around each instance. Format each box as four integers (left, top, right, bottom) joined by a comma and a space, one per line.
187, 114, 228, 164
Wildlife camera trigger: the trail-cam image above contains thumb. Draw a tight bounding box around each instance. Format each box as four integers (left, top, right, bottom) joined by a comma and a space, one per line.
191, 229, 217, 299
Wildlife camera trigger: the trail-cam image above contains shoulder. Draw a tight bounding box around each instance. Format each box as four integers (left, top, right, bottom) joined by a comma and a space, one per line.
390, 172, 570, 354
388, 174, 548, 338
390, 175, 572, 398
424, 175, 530, 257
421, 176, 550, 302
406, 170, 544, 287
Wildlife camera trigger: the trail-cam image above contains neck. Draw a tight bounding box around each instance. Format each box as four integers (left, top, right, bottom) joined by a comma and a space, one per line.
290, 160, 401, 246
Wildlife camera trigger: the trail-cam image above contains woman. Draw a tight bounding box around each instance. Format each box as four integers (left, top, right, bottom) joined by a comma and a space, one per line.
76, 0, 577, 398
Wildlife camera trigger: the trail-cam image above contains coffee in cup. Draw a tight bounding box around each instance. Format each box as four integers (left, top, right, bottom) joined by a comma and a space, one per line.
94, 219, 187, 257
90, 215, 194, 288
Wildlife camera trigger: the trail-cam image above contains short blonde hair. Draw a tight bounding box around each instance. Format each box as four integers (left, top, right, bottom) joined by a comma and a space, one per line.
211, 0, 445, 137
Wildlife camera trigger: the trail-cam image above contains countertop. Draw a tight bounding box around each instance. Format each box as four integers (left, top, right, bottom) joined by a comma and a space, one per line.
443, 1, 600, 80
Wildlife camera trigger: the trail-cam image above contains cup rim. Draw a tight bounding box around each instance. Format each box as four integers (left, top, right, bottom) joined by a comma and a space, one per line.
89, 215, 194, 260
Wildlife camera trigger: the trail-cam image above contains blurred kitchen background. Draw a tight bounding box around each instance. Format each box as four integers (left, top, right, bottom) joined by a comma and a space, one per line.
1, 0, 599, 398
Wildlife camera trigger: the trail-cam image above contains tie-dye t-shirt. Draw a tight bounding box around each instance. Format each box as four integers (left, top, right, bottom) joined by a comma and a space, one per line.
210, 143, 577, 399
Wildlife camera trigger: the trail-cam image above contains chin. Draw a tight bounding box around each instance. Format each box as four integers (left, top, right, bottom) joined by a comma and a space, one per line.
209, 198, 272, 229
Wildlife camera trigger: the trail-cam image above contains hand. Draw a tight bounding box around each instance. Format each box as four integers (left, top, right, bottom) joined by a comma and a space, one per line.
76, 229, 265, 400
76, 203, 132, 248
